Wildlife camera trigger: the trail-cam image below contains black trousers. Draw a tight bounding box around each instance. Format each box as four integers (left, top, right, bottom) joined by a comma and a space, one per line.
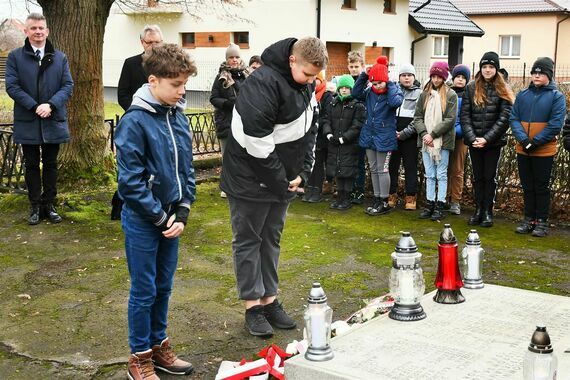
389, 137, 418, 195
22, 144, 60, 207
517, 154, 554, 220
307, 147, 328, 188
468, 146, 501, 208
336, 177, 354, 193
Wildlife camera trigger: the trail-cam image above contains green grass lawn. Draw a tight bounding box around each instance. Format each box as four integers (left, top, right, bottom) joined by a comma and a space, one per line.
0, 181, 568, 378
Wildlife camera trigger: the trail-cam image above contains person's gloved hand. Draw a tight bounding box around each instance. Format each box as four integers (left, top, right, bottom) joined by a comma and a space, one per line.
224, 99, 235, 110
174, 205, 190, 225
521, 138, 537, 153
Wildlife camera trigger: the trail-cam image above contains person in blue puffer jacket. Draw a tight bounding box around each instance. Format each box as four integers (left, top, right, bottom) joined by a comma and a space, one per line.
446, 64, 471, 215
115, 44, 197, 379
352, 55, 403, 215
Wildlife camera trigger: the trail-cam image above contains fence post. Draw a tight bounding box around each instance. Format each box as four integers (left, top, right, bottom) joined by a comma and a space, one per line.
522, 62, 526, 84
472, 62, 475, 78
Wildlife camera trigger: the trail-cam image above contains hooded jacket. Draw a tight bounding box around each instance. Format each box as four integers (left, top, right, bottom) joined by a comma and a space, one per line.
220, 38, 318, 203
115, 84, 196, 226
5, 38, 74, 145
412, 87, 458, 151
352, 72, 404, 152
510, 81, 566, 157
396, 82, 422, 133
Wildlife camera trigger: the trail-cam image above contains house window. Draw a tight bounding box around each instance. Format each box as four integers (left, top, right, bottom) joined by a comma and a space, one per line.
433, 36, 449, 57
233, 31, 249, 48
382, 47, 393, 61
181, 32, 195, 48
342, 0, 356, 10
500, 35, 521, 57
383, 0, 396, 13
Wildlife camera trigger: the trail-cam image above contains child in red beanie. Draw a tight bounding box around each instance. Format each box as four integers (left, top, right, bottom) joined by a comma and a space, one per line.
352, 56, 403, 215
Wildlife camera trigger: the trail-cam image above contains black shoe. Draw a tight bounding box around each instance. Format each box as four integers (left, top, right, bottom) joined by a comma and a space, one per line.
329, 200, 340, 209
245, 305, 274, 337
419, 200, 435, 219
28, 206, 41, 225
430, 201, 446, 221
263, 299, 297, 329
515, 217, 536, 234
336, 199, 353, 210
468, 206, 483, 225
367, 199, 391, 215
302, 186, 315, 202
365, 197, 382, 214
480, 208, 493, 228
531, 219, 549, 237
308, 189, 322, 203
350, 189, 364, 204
45, 204, 63, 224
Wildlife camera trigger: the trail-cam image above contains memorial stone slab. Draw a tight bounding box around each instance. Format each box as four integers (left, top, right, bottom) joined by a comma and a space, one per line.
285, 285, 570, 379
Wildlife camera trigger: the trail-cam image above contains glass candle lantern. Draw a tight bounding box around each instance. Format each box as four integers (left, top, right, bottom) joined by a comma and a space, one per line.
388, 232, 426, 321
461, 229, 485, 289
523, 325, 558, 380
304, 282, 334, 361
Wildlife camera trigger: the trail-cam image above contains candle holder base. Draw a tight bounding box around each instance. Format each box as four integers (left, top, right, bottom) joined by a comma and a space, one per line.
305, 345, 334, 362
433, 289, 466, 304
388, 302, 427, 321
463, 279, 484, 289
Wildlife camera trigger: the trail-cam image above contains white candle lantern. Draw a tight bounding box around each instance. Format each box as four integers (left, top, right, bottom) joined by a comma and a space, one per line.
461, 229, 485, 289
388, 232, 426, 321
304, 282, 334, 361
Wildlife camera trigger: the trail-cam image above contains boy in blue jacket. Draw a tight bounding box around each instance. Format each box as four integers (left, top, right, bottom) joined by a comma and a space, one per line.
115, 43, 197, 379
510, 57, 566, 237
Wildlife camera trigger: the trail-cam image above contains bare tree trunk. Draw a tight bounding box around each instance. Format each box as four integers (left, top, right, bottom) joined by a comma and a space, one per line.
38, 0, 115, 185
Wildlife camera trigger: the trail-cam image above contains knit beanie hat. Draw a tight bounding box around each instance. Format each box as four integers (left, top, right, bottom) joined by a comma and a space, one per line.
226, 43, 241, 59
531, 57, 554, 81
429, 61, 449, 80
399, 63, 416, 77
369, 56, 389, 83
479, 51, 500, 70
337, 74, 355, 90
452, 64, 471, 81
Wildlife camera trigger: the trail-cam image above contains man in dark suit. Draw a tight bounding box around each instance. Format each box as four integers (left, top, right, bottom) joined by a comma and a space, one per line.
117, 25, 163, 111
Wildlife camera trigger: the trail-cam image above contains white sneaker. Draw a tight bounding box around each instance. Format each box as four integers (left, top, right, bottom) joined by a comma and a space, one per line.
220, 191, 227, 198
449, 202, 461, 215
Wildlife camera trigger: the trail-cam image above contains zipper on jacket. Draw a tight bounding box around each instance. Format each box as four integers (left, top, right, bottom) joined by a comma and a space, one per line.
165, 110, 183, 201
527, 91, 540, 137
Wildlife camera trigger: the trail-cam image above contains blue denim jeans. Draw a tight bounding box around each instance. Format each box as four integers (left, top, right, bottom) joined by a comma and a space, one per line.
422, 149, 450, 202
121, 205, 179, 353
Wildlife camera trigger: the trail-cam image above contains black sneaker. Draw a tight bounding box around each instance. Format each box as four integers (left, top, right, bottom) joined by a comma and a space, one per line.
28, 206, 41, 225
263, 299, 297, 329
350, 189, 364, 204
44, 204, 63, 224
245, 305, 273, 337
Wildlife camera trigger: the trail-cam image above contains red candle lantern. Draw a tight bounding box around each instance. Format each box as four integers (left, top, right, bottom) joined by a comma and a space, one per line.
433, 224, 465, 304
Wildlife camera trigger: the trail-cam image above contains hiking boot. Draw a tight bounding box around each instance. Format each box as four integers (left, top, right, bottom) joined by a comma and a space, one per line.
367, 198, 391, 216
28, 206, 41, 225
263, 299, 297, 329
449, 202, 461, 215
531, 219, 549, 237
322, 181, 334, 195
404, 195, 416, 210
419, 200, 435, 219
515, 217, 536, 234
245, 305, 273, 337
350, 188, 364, 204
430, 201, 446, 221
468, 206, 483, 225
128, 349, 160, 380
480, 208, 493, 228
44, 204, 62, 223
152, 338, 193, 376
388, 193, 398, 208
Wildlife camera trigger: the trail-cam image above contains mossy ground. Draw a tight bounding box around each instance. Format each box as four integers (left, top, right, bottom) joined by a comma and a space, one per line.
0, 180, 568, 379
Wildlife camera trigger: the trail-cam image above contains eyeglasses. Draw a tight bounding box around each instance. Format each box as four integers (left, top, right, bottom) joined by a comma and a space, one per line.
142, 39, 162, 45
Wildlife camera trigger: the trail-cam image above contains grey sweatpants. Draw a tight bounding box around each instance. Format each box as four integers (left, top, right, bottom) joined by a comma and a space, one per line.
228, 196, 289, 300
366, 149, 391, 198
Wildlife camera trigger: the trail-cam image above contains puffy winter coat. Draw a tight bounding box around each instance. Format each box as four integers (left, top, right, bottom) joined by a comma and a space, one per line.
396, 82, 422, 133
316, 91, 334, 150
115, 85, 196, 226
321, 96, 365, 178
220, 38, 317, 203
510, 81, 566, 157
209, 66, 247, 139
5, 38, 74, 145
352, 73, 403, 152
413, 88, 458, 151
460, 80, 512, 148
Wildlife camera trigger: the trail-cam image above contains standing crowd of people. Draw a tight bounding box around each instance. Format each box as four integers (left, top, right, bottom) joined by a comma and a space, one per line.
5, 14, 570, 379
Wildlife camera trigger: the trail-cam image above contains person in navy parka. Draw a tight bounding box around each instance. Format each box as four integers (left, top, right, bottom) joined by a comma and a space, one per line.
352, 56, 403, 215
5, 13, 73, 225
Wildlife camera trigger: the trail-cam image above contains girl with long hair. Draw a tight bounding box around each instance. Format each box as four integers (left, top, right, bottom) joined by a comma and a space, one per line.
460, 52, 514, 227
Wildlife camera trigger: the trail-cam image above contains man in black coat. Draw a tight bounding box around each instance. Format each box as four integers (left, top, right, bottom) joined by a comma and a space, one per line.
5, 13, 74, 225
117, 25, 163, 111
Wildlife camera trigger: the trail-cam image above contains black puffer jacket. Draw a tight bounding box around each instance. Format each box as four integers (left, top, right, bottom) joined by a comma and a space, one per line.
563, 111, 570, 152
209, 65, 247, 139
460, 80, 512, 148
322, 96, 365, 178
316, 91, 334, 150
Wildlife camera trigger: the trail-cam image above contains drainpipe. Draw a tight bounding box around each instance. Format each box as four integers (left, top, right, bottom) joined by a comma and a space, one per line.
413, 0, 431, 13
411, 33, 428, 65
316, 0, 322, 38
554, 12, 570, 71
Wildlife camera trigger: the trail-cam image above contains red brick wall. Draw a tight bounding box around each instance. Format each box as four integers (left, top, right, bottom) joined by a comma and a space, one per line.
326, 42, 351, 79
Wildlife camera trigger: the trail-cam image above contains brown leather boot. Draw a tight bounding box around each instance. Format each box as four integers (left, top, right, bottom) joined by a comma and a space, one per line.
322, 180, 334, 195
404, 195, 416, 210
152, 338, 194, 375
388, 193, 398, 208
128, 349, 160, 380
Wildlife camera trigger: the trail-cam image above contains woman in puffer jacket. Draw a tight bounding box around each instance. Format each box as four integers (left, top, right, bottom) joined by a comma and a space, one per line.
460, 52, 514, 228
